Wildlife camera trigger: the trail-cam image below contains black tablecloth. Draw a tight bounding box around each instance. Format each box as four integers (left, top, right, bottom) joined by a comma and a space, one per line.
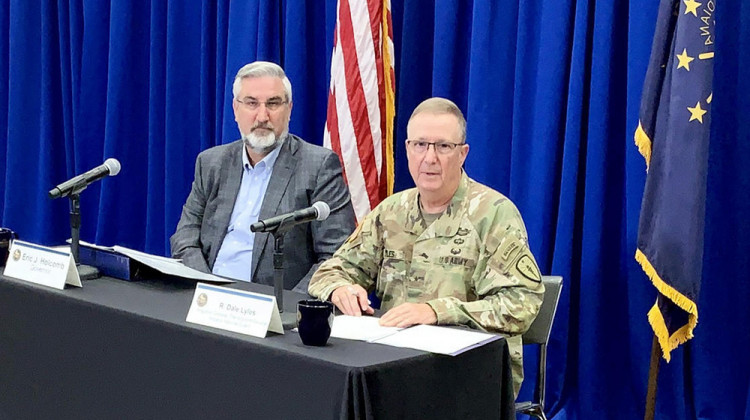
0, 274, 515, 419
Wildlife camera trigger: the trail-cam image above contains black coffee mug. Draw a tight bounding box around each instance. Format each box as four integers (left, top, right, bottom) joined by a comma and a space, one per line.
0, 228, 18, 267
297, 300, 334, 346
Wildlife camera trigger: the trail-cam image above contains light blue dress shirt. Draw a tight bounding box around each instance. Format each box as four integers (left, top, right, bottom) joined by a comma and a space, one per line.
212, 143, 282, 282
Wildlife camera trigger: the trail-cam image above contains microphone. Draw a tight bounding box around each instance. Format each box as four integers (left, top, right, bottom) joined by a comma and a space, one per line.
250, 201, 330, 233
48, 158, 121, 199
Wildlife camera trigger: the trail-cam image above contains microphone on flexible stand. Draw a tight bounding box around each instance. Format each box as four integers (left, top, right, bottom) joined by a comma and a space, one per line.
250, 201, 330, 234
48, 158, 122, 280
48, 158, 121, 199
251, 201, 330, 329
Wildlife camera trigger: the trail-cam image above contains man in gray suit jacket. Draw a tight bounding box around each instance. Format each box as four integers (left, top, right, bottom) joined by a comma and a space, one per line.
171, 61, 355, 292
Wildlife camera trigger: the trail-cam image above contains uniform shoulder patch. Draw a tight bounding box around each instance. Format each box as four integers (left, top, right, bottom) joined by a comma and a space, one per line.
515, 254, 542, 282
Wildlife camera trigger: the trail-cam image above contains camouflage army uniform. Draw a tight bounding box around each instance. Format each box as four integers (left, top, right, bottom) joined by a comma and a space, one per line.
308, 172, 544, 396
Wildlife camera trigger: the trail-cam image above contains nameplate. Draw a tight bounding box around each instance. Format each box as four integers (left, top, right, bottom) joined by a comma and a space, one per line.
186, 283, 283, 338
2, 240, 82, 290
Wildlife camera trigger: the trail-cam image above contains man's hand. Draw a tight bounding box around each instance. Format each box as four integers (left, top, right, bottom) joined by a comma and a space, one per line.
330, 284, 375, 316
379, 303, 437, 328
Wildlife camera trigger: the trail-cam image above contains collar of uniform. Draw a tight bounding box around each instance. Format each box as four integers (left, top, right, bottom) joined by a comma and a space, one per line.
405, 171, 470, 238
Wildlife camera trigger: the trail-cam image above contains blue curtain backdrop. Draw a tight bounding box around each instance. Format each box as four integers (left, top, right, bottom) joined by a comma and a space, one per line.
1, 1, 748, 419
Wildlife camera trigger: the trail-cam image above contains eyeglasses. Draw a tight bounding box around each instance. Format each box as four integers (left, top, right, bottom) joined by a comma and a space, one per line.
405, 140, 465, 154
235, 98, 288, 111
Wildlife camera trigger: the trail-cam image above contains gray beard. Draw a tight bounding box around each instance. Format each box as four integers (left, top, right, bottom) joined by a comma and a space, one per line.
243, 129, 287, 155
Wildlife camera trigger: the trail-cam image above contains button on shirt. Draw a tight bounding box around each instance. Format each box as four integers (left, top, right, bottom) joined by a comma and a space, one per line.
212, 144, 281, 282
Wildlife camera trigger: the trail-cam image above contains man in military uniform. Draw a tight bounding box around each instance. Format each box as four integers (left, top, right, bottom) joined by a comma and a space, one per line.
308, 97, 544, 397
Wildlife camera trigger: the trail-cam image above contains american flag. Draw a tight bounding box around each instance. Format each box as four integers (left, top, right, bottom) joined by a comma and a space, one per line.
324, 0, 395, 223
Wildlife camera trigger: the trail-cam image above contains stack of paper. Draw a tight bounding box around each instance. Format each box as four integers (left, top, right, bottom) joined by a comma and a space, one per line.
330, 315, 403, 342
330, 315, 500, 356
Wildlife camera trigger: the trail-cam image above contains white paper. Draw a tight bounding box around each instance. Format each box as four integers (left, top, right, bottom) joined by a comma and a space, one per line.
112, 245, 184, 264
111, 245, 233, 283
373, 324, 500, 356
77, 240, 115, 253
330, 315, 403, 342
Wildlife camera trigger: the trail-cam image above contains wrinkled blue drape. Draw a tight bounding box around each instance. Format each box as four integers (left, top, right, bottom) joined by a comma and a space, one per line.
1, 1, 748, 419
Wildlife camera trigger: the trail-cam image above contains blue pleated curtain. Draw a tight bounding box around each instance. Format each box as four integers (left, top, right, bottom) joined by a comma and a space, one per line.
1, 1, 749, 419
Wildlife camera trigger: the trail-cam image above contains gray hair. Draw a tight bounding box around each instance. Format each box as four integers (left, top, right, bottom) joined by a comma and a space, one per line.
232, 61, 293, 103
408, 97, 467, 143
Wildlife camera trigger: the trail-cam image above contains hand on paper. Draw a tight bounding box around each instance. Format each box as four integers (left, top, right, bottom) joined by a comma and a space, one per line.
379, 303, 437, 328
330, 284, 374, 316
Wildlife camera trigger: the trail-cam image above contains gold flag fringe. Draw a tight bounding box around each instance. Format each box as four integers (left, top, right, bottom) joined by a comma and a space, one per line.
634, 121, 652, 170
382, 0, 395, 197
636, 249, 698, 362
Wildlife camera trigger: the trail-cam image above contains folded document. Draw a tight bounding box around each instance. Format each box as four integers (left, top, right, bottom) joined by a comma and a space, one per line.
78, 241, 233, 283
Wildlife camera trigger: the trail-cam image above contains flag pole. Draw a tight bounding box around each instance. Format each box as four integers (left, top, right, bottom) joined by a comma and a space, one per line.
644, 335, 660, 420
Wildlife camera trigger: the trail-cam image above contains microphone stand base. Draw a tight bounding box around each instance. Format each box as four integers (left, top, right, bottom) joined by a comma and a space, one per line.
76, 264, 101, 280
280, 311, 298, 330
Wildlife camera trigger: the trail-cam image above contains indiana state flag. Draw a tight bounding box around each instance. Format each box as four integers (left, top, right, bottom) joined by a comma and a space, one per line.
634, 0, 714, 362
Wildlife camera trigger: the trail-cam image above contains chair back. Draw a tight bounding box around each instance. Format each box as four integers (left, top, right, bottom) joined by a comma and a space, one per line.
523, 276, 563, 345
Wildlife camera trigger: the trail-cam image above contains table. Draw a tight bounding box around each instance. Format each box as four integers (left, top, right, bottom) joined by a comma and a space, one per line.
0, 274, 514, 419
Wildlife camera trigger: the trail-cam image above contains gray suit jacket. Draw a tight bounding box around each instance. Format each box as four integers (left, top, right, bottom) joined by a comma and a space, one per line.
170, 135, 356, 292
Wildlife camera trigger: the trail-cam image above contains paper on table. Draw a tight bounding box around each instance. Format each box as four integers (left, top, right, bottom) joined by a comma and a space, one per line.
112, 245, 233, 283
77, 240, 115, 253
330, 316, 499, 356
374, 324, 501, 356
330, 315, 403, 342
78, 240, 183, 263
112, 245, 184, 264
